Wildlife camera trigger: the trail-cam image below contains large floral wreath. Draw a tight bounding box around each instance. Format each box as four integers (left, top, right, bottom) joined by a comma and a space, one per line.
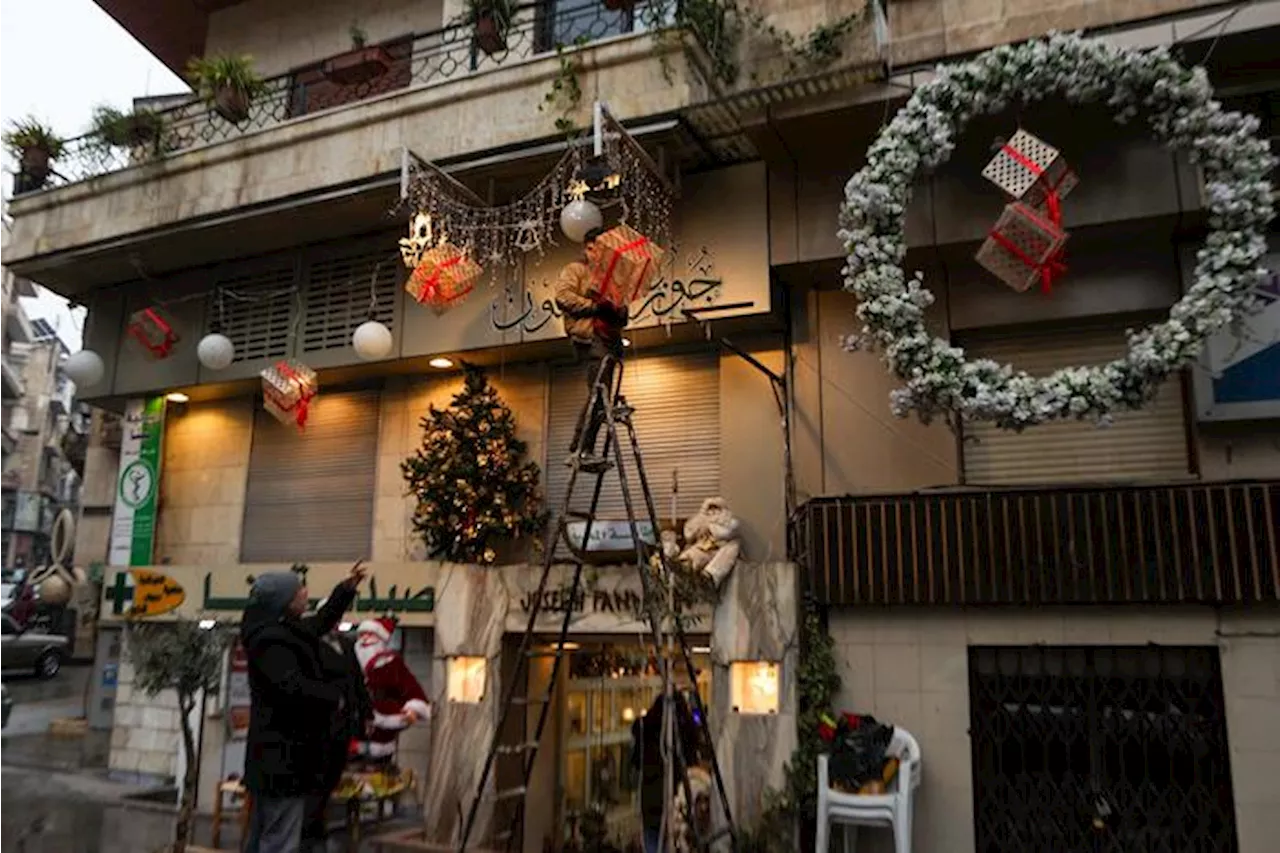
839, 32, 1274, 430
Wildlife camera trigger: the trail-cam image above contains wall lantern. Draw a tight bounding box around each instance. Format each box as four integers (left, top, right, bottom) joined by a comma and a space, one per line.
447, 656, 487, 704
730, 660, 780, 715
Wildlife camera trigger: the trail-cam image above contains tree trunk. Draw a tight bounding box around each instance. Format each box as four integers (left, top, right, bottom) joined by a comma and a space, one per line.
174, 694, 199, 853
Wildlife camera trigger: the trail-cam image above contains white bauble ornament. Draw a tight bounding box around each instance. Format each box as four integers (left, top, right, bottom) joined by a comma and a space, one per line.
62, 349, 105, 388
197, 333, 236, 371
560, 199, 603, 243
352, 320, 393, 361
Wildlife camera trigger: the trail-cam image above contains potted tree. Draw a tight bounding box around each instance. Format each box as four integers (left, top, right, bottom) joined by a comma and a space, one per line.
2, 118, 65, 190
90, 105, 166, 156
127, 619, 230, 853
468, 0, 517, 57
186, 54, 268, 124
321, 24, 394, 86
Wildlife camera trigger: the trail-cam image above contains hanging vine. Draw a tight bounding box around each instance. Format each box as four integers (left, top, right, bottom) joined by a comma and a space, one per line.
643, 0, 873, 86
540, 36, 588, 139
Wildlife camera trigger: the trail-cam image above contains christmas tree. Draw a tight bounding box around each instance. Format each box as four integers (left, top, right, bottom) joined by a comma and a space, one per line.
401, 363, 546, 564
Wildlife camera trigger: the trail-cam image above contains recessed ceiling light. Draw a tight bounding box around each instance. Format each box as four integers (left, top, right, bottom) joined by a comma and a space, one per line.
166, 392, 190, 403
428, 357, 454, 369
621, 337, 632, 348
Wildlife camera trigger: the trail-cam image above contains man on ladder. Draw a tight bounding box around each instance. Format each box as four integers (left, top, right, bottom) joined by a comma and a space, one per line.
556, 225, 629, 471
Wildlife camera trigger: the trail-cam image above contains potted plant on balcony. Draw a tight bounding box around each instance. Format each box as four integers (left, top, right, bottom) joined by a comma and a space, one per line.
89, 105, 166, 156
2, 118, 65, 190
466, 0, 516, 57
322, 24, 394, 86
186, 54, 268, 124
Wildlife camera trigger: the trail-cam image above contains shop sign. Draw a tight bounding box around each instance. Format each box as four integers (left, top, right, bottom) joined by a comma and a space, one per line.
104, 568, 186, 618
100, 563, 438, 626
562, 519, 659, 563
503, 564, 711, 634
1194, 251, 1280, 421
108, 397, 166, 566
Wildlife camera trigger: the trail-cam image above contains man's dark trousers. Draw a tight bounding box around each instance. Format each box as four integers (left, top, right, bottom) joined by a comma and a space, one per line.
572, 337, 623, 455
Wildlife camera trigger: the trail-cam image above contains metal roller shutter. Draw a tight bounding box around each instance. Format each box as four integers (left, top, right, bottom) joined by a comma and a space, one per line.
240, 389, 381, 562
961, 326, 1191, 485
545, 351, 720, 521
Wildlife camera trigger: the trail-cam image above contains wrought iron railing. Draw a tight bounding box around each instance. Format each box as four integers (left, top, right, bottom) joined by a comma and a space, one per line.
20, 1, 679, 193
791, 480, 1280, 606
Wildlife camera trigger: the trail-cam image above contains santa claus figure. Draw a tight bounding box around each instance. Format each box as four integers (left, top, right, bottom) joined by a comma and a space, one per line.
352, 617, 431, 760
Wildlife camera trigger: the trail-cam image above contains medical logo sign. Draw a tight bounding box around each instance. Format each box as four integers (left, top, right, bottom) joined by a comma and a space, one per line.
108, 397, 166, 566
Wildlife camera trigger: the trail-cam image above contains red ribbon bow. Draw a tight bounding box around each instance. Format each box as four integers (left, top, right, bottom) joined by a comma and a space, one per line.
274, 362, 313, 430
999, 144, 1070, 293
129, 308, 176, 357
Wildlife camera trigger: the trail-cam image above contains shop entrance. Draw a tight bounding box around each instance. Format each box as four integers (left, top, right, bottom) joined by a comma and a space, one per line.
506, 636, 710, 852
968, 646, 1237, 853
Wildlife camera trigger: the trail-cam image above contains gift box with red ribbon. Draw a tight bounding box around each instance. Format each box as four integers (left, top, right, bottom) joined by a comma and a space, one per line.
981, 129, 1078, 221
590, 223, 665, 306
405, 243, 483, 312
261, 359, 318, 430
126, 307, 180, 359
975, 202, 1069, 294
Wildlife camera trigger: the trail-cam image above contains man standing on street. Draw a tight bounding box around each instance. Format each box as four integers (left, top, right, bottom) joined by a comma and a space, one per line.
241, 562, 367, 853
555, 226, 629, 471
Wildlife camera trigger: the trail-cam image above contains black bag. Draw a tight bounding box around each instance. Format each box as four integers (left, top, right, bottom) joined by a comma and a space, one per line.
828, 715, 895, 790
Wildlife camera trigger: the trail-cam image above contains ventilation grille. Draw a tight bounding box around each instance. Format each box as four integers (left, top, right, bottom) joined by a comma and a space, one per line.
301, 247, 400, 353
212, 261, 297, 363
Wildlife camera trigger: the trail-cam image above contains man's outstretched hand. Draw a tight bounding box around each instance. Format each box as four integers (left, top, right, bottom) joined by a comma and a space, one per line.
344, 560, 369, 589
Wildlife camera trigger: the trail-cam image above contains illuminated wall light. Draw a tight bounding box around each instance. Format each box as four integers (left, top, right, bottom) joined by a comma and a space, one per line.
447, 656, 487, 704
730, 660, 780, 715
166, 392, 191, 403
428, 357, 454, 369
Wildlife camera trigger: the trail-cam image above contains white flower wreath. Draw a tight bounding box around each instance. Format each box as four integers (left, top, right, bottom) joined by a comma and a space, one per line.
839, 32, 1275, 430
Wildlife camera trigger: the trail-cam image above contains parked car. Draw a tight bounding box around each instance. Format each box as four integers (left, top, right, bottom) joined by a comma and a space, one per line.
2, 684, 12, 728
1, 613, 67, 678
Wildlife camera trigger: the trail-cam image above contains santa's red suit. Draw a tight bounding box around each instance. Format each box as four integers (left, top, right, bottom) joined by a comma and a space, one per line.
352, 618, 431, 760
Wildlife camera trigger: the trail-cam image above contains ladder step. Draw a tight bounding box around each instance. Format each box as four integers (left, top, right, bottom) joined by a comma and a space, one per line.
511, 696, 550, 706
564, 510, 593, 521
495, 741, 538, 755
492, 786, 527, 801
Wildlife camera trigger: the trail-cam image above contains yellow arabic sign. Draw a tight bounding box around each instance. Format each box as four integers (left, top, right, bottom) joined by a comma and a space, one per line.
103, 569, 186, 618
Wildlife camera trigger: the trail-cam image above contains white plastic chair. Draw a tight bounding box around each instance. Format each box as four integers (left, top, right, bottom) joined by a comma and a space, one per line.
815, 727, 922, 853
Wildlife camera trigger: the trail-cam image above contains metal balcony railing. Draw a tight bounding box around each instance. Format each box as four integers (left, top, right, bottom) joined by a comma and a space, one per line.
791, 481, 1280, 606
16, 1, 680, 194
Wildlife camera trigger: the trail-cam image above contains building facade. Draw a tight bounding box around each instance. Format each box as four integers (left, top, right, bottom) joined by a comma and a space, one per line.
4, 1, 1279, 851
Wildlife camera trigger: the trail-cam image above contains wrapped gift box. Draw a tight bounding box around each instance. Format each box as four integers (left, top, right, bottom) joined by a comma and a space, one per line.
982, 129, 1078, 218
261, 359, 318, 429
405, 243, 482, 311
126, 307, 180, 359
975, 203, 1069, 293
590, 223, 665, 306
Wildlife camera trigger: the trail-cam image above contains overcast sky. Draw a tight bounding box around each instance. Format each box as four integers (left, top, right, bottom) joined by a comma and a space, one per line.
2, 0, 188, 351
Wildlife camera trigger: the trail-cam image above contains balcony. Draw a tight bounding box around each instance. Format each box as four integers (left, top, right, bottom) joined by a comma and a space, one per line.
791, 481, 1280, 607
1, 355, 24, 399
2, 1, 885, 293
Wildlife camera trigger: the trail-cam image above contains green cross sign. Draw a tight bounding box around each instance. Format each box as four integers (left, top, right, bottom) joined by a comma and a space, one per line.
105, 572, 136, 615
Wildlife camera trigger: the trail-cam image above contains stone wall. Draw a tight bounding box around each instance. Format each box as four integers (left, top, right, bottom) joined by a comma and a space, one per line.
206, 0, 445, 78
826, 606, 1280, 853
108, 633, 182, 781
154, 398, 254, 565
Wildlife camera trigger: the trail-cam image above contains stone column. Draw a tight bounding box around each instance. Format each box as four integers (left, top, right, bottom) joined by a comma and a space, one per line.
710, 561, 799, 831
423, 562, 510, 845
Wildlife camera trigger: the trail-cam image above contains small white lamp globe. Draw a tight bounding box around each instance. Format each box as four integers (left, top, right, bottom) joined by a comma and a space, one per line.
196, 333, 236, 371
560, 199, 603, 243
352, 320, 393, 361
62, 349, 105, 389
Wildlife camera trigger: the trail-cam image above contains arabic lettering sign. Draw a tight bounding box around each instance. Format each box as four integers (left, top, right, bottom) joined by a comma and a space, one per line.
99, 563, 440, 626
104, 569, 186, 618
491, 246, 726, 337
108, 397, 166, 567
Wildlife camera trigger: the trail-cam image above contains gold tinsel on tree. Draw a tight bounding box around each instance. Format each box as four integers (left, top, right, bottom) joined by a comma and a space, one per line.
401, 363, 546, 564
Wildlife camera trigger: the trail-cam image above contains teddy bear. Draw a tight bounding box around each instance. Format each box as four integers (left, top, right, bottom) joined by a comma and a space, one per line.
678, 497, 742, 588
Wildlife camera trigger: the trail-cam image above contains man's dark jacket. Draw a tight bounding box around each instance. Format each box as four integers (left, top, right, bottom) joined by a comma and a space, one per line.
630, 692, 701, 829
240, 582, 355, 796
